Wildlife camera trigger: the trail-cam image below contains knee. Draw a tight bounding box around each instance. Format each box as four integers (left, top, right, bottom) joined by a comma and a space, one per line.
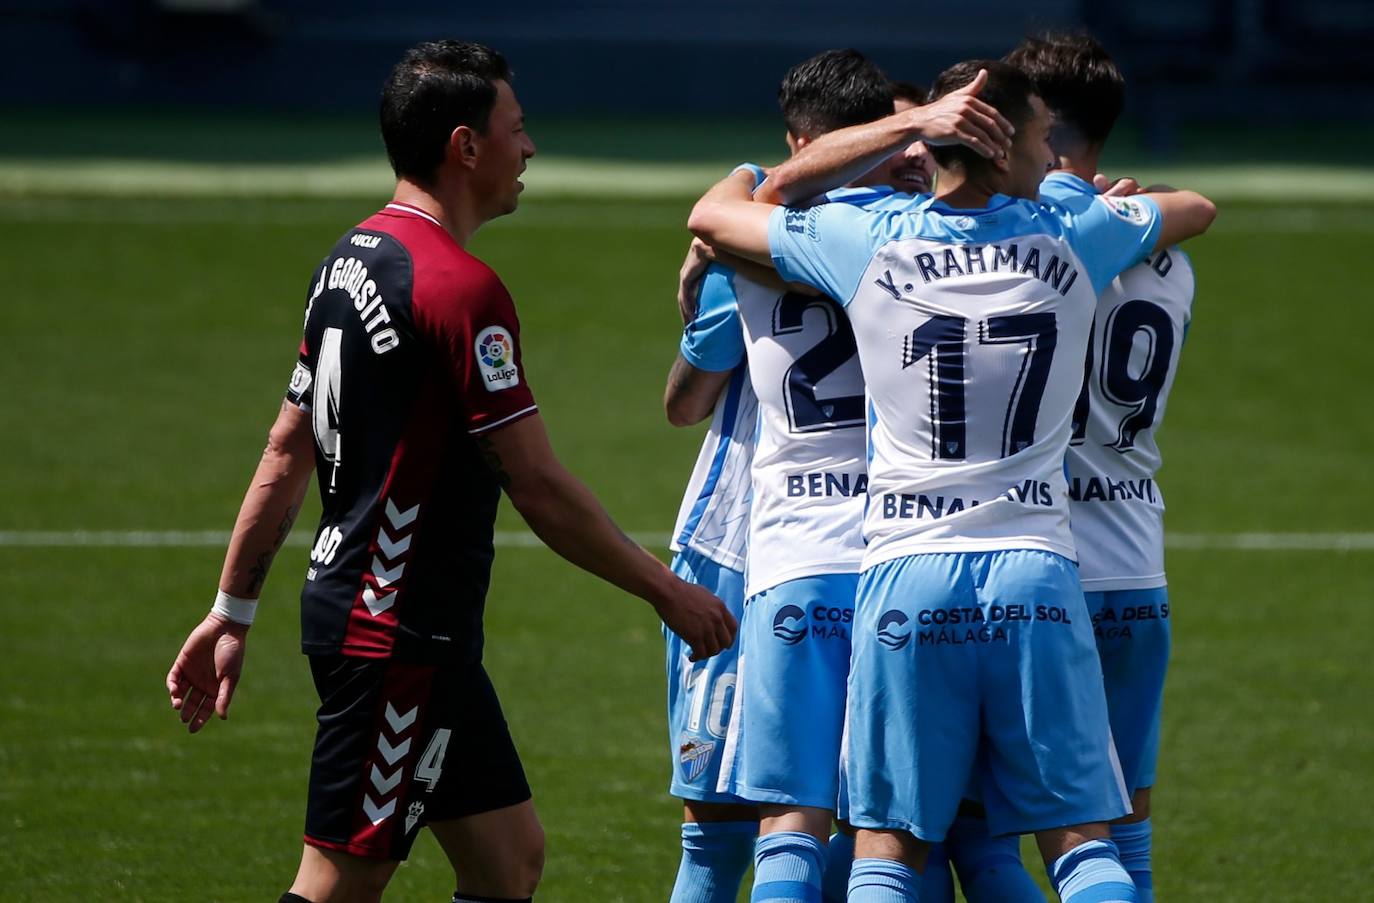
525, 825, 547, 888
509, 824, 545, 897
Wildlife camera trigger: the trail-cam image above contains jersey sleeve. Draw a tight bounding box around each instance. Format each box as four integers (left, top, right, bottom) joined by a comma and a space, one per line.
680, 264, 745, 372
1057, 193, 1163, 294
415, 269, 539, 435
767, 202, 881, 306
285, 260, 329, 410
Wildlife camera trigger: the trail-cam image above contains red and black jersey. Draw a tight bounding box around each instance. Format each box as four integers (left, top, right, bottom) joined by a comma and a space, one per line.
286, 203, 538, 664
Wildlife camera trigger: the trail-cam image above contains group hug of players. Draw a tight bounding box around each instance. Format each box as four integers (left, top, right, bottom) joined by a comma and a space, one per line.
661, 34, 1211, 903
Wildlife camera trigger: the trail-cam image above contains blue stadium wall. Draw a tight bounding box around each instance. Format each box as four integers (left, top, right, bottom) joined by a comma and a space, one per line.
1, 0, 1370, 121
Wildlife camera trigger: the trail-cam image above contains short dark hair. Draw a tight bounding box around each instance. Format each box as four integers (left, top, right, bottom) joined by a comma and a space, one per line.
889, 80, 929, 106
779, 49, 894, 139
926, 59, 1037, 174
1004, 32, 1124, 146
379, 40, 512, 183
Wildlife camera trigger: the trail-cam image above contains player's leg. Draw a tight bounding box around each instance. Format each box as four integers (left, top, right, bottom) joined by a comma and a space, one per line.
287, 845, 398, 903
1089, 586, 1170, 903
945, 802, 1044, 902
430, 801, 544, 900
666, 551, 757, 903
289, 655, 465, 901
1111, 790, 1154, 903
720, 574, 858, 902
843, 555, 980, 903
828, 821, 954, 900
973, 551, 1136, 902
674, 800, 759, 903
848, 829, 930, 901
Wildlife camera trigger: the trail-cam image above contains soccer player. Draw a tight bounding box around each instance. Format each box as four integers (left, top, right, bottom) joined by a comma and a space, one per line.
1007, 33, 1197, 902
661, 49, 940, 903
661, 169, 760, 903
687, 60, 1215, 902
165, 40, 735, 903
710, 50, 914, 903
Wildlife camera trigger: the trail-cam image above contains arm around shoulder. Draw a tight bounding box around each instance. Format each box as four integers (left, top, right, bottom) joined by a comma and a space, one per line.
1146, 189, 1217, 251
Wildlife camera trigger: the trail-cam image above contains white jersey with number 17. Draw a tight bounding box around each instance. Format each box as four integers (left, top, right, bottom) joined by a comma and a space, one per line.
767, 191, 1162, 568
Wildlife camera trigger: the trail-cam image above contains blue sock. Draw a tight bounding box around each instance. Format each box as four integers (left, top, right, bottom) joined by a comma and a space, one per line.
1050, 839, 1138, 903
751, 831, 826, 902
1110, 820, 1154, 903
670, 821, 757, 903
848, 857, 921, 902
920, 843, 955, 903
821, 832, 855, 903
946, 816, 1044, 902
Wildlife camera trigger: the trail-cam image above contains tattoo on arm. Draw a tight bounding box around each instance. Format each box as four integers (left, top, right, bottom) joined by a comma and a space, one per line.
244, 504, 300, 596
475, 436, 512, 489
665, 356, 695, 401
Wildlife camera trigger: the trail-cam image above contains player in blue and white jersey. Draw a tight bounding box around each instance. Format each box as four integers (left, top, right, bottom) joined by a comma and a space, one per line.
688, 60, 1216, 903
1007, 34, 1198, 902
661, 49, 944, 903
704, 51, 950, 903
662, 221, 760, 903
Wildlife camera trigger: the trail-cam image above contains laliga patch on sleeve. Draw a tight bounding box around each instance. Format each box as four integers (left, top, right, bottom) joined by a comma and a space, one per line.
287, 361, 312, 397
474, 325, 521, 391
1098, 194, 1150, 225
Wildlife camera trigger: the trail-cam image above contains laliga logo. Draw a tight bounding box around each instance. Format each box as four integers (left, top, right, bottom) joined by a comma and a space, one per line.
479, 331, 512, 368
877, 610, 911, 650
772, 604, 807, 646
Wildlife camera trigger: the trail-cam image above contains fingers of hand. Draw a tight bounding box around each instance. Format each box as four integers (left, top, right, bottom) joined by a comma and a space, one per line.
966, 99, 1014, 144
215, 676, 236, 720
1108, 178, 1141, 197
954, 68, 988, 97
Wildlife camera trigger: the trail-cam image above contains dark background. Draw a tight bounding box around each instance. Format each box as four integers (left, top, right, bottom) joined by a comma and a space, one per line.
4, 0, 1372, 155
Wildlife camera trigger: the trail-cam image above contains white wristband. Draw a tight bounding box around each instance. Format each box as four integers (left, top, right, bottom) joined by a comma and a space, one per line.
212, 590, 258, 626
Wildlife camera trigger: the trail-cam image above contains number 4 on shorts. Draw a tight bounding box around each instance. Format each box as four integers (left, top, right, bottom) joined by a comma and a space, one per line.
415, 728, 451, 792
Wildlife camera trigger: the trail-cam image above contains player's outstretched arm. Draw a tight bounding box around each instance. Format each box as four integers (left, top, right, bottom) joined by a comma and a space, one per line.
687, 168, 777, 265
1140, 188, 1217, 251
476, 413, 736, 660
166, 401, 315, 734
755, 68, 1015, 207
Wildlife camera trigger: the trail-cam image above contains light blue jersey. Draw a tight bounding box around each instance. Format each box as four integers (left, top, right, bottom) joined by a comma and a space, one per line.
768, 190, 1161, 839
1042, 172, 1192, 800
666, 260, 755, 805
669, 265, 757, 572
768, 190, 1161, 565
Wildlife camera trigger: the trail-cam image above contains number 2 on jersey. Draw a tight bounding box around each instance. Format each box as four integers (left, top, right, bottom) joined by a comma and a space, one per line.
772, 293, 864, 433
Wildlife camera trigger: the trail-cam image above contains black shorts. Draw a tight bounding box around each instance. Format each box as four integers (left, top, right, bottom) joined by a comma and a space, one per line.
303, 654, 532, 860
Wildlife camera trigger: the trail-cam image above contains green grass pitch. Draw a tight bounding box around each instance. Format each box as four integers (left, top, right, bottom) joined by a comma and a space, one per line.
1, 179, 1371, 900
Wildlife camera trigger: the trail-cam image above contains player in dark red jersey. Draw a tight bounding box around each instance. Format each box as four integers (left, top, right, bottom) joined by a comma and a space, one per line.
165, 40, 736, 903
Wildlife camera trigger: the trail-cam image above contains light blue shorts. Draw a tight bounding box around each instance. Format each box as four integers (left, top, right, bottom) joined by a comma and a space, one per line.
1085, 586, 1171, 793
718, 572, 859, 809
843, 550, 1130, 839
665, 549, 749, 803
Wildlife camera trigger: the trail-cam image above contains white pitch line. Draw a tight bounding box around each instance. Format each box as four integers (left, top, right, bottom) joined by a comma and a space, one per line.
0, 530, 1370, 551
0, 529, 674, 549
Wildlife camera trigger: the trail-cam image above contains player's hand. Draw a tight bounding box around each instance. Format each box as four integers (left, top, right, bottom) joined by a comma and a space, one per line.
909, 69, 1015, 159
678, 238, 716, 324
166, 613, 248, 734
656, 579, 737, 661
1094, 173, 1143, 197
